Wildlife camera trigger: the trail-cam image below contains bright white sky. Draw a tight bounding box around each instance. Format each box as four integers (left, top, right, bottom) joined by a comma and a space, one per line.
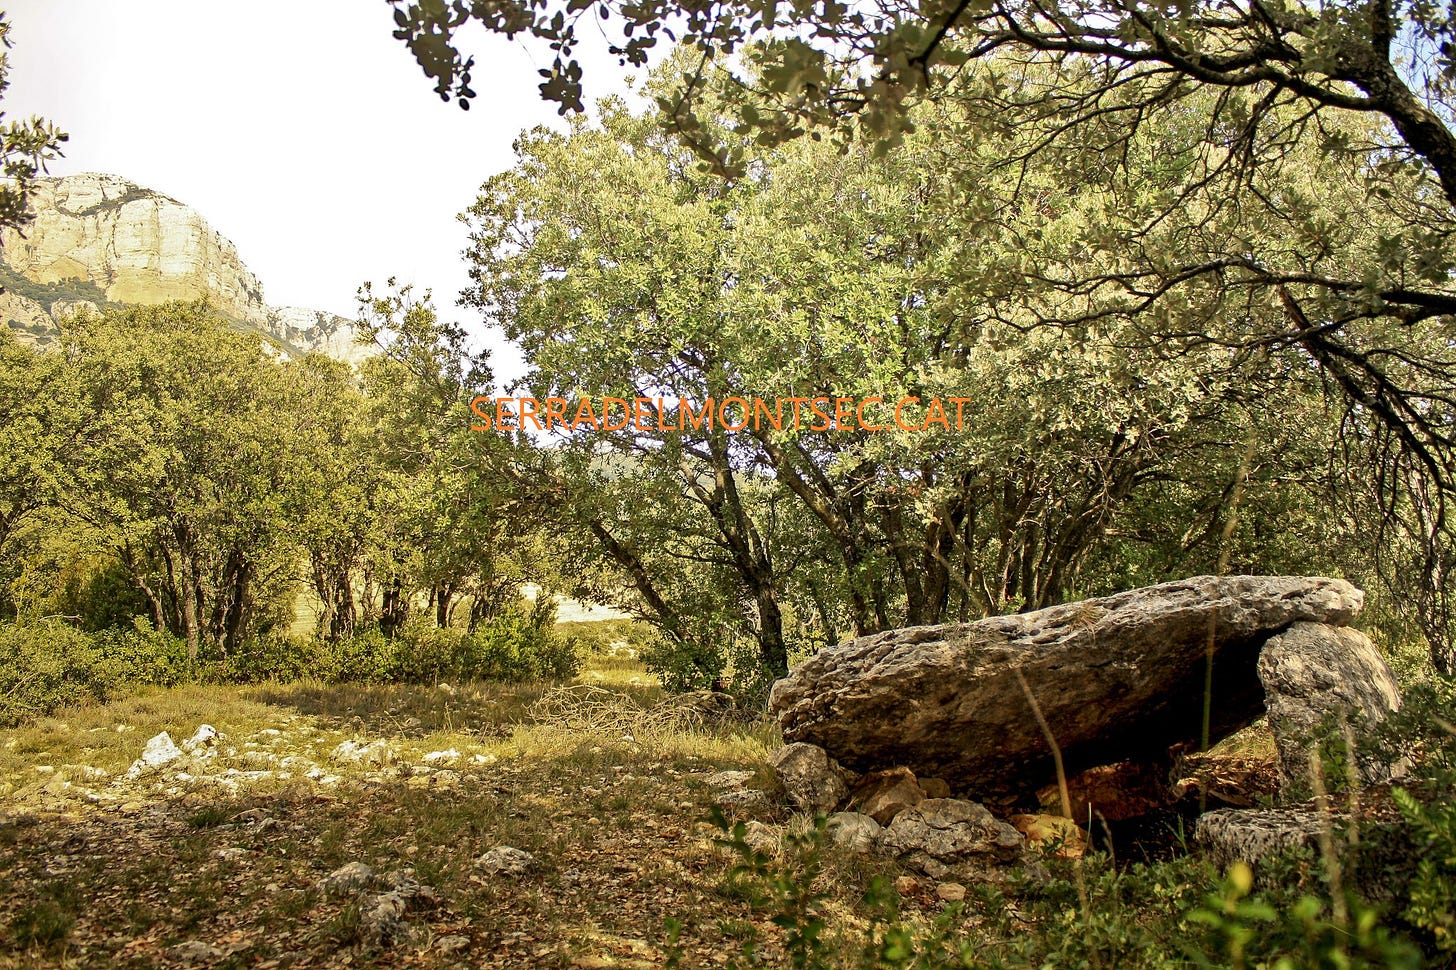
3, 1, 642, 386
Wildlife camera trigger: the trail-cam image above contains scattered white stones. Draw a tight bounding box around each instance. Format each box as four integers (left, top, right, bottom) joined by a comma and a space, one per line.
363, 892, 410, 944
331, 739, 394, 766
422, 749, 460, 763
477, 845, 536, 876
316, 864, 440, 947
125, 732, 183, 779
180, 724, 221, 755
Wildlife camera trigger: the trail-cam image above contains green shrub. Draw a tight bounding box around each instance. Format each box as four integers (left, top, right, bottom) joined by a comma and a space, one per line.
0, 620, 121, 726
1185, 860, 1422, 969
1395, 785, 1456, 953
688, 806, 1430, 970
642, 632, 727, 693
464, 610, 581, 682
93, 619, 192, 686
221, 605, 582, 687
54, 558, 151, 633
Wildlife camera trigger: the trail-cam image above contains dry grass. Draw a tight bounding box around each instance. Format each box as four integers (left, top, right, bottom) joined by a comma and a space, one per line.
0, 656, 889, 969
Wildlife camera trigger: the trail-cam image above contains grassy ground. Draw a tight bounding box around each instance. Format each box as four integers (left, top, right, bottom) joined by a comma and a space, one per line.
0, 658, 928, 969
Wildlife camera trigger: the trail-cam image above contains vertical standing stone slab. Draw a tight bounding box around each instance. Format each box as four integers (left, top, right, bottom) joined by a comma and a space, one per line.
1257, 621, 1403, 796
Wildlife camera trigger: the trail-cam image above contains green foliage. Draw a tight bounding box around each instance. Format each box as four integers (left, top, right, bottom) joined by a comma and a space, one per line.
0, 15, 67, 233
56, 556, 151, 632
0, 620, 118, 726
0, 259, 107, 315
225, 610, 580, 688
462, 69, 1419, 682
1377, 682, 1456, 952
695, 807, 1433, 969
712, 809, 834, 968
1187, 862, 1421, 969
643, 632, 728, 694
0, 618, 195, 726
0, 609, 581, 728
1391, 787, 1456, 953
92, 619, 192, 687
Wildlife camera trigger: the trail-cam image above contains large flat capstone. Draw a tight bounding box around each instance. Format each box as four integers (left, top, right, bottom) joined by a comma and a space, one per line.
768, 576, 1366, 795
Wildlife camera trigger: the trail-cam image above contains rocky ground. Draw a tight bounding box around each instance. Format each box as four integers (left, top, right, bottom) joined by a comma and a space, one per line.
0, 675, 959, 969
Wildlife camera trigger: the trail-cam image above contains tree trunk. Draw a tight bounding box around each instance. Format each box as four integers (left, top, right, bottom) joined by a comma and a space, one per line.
755, 582, 788, 678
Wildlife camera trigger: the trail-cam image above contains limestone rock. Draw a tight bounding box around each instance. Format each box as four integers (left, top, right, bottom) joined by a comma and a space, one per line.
1195, 808, 1331, 870
770, 575, 1363, 794
126, 732, 182, 779
881, 798, 1026, 881
935, 882, 967, 902
1257, 622, 1403, 796
0, 292, 54, 346
266, 306, 375, 366
361, 892, 410, 945
0, 173, 374, 365
920, 777, 952, 799
478, 846, 536, 876
168, 941, 226, 963
848, 767, 926, 825
1009, 813, 1086, 859
708, 769, 773, 816
331, 739, 393, 766
49, 298, 99, 321
1, 174, 270, 325
181, 724, 220, 755
825, 811, 882, 853
378, 867, 439, 905
742, 820, 781, 855
706, 770, 755, 790
320, 862, 377, 894
1198, 808, 1419, 905
770, 742, 849, 814
716, 786, 773, 816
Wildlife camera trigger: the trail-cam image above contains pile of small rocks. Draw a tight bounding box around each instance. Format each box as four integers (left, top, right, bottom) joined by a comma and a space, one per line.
711, 741, 1086, 890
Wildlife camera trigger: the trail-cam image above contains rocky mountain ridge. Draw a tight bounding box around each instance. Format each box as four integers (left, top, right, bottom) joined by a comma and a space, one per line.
0, 172, 375, 365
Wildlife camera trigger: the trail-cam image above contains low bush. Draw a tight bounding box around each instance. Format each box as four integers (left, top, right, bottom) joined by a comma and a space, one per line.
92, 619, 192, 686
696, 809, 1426, 970
0, 620, 120, 726
0, 603, 582, 726
0, 618, 199, 725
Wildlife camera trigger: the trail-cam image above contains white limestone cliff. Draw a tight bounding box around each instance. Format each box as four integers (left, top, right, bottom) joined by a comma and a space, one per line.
0, 173, 373, 365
